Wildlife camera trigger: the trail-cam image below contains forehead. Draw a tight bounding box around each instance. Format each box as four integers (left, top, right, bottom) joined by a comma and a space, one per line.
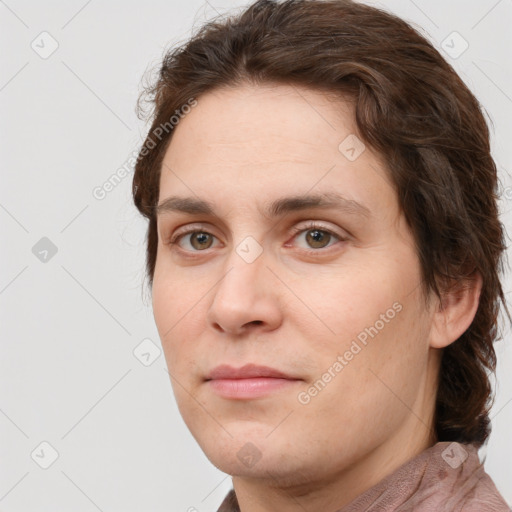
158, 83, 396, 219
166, 83, 357, 161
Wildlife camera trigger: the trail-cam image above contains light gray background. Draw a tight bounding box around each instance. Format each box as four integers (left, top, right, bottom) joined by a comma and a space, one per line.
1, 0, 511, 510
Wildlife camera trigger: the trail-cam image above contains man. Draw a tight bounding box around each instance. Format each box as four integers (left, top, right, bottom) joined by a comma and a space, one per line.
132, 0, 510, 510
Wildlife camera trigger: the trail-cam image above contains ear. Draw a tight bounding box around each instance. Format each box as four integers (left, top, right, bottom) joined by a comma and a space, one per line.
429, 272, 483, 349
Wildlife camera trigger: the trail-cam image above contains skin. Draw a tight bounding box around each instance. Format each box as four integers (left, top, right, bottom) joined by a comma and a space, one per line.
151, 83, 482, 512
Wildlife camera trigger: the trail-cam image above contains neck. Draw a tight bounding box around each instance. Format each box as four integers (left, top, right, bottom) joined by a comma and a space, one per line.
232, 426, 435, 512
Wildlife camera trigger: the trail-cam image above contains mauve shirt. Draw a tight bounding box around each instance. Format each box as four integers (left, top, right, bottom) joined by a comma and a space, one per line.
216, 441, 510, 511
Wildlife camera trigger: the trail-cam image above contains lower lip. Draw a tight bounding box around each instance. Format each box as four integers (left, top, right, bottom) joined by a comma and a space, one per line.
206, 378, 300, 399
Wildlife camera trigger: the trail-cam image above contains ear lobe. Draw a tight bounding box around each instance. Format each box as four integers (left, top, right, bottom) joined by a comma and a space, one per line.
429, 272, 483, 349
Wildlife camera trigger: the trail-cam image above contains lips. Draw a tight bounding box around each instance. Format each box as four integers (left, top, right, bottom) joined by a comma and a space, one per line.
205, 363, 302, 399
205, 363, 298, 381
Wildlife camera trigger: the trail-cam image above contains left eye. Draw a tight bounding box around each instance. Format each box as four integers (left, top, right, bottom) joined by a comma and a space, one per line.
292, 226, 341, 250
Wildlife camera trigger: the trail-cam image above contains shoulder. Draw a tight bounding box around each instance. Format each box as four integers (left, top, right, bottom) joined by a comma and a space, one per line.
456, 470, 510, 512
429, 442, 510, 512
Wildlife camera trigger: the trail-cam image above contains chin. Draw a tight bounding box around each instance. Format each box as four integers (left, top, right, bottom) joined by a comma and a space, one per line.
193, 427, 285, 475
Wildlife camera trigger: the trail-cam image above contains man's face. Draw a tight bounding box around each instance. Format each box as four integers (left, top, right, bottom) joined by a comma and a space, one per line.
152, 83, 438, 486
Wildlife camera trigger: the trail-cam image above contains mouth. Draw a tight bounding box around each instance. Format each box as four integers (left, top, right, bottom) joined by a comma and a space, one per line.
205, 363, 302, 399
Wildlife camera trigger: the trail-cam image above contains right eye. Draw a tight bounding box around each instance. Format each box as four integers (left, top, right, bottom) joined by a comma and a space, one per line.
169, 229, 220, 251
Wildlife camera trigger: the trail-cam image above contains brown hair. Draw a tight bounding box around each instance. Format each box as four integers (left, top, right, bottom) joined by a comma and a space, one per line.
132, 0, 510, 447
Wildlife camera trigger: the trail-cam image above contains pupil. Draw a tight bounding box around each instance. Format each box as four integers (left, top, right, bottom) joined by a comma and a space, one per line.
193, 232, 211, 249
307, 229, 329, 248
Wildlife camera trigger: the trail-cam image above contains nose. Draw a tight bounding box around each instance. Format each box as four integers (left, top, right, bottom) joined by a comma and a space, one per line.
206, 245, 282, 336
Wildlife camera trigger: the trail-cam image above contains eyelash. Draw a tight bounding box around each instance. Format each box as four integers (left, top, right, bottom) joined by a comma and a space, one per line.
167, 221, 346, 255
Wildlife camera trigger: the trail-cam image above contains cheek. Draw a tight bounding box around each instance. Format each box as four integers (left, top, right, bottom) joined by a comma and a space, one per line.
288, 264, 407, 350
151, 271, 200, 371
306, 287, 429, 417
152, 251, 208, 329
291, 256, 428, 393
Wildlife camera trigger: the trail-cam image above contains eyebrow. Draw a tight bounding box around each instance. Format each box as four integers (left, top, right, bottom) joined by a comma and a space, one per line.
155, 192, 372, 219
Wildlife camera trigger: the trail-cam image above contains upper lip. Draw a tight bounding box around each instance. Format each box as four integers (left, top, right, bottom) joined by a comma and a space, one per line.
206, 363, 299, 380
